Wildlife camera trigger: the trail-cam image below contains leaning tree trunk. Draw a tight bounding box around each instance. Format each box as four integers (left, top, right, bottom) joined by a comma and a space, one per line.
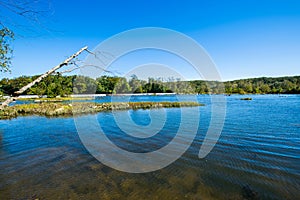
0, 46, 88, 109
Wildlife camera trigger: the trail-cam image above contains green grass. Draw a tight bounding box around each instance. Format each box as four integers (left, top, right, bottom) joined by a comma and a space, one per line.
0, 101, 204, 119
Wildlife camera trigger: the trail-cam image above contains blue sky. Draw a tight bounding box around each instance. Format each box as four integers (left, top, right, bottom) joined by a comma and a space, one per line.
1, 0, 300, 80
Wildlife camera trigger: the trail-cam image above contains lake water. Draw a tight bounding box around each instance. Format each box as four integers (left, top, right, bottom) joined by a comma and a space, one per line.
0, 95, 299, 199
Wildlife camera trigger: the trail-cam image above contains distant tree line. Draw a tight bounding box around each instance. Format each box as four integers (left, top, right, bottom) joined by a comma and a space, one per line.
223, 76, 300, 94
0, 75, 299, 97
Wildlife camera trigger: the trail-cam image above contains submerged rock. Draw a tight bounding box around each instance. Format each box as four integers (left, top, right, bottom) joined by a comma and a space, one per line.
241, 185, 259, 200
240, 97, 252, 101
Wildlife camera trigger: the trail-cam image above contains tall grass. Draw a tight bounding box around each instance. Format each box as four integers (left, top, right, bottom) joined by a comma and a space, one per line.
0, 102, 203, 119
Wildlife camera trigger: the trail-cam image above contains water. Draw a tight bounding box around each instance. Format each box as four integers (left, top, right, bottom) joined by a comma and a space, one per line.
0, 95, 299, 199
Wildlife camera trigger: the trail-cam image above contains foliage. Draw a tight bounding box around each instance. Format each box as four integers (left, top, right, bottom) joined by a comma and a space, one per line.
0, 28, 14, 72
0, 75, 300, 97
223, 76, 300, 94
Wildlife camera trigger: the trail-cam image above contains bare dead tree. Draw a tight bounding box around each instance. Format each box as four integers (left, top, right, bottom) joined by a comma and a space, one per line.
0, 46, 118, 109
0, 46, 88, 109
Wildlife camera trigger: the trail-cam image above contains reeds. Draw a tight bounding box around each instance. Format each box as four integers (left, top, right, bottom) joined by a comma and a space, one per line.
0, 102, 203, 119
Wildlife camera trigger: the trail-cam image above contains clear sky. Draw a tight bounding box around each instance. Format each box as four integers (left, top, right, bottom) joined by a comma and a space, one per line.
1, 0, 300, 81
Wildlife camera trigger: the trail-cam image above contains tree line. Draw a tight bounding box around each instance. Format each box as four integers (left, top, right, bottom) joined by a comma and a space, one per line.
0, 75, 300, 97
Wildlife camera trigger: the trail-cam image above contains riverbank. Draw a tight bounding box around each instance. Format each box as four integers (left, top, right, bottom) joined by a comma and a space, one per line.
0, 94, 177, 102
0, 101, 203, 119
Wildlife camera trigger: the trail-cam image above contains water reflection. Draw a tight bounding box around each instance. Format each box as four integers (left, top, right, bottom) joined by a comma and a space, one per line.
0, 95, 299, 199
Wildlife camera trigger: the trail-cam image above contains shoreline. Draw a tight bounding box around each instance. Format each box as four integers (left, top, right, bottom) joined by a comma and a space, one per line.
2, 93, 298, 100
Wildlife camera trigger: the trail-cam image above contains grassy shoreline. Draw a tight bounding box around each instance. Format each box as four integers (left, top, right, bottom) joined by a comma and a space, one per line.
0, 101, 203, 120
17, 97, 94, 101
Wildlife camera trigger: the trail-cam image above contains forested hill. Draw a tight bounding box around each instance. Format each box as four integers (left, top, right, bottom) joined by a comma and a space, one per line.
223, 76, 300, 94
0, 75, 299, 97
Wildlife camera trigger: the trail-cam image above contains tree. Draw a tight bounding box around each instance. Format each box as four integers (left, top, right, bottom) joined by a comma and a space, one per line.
96, 76, 119, 94
30, 81, 47, 97
114, 77, 131, 94
0, 27, 14, 72
0, 46, 88, 109
260, 84, 270, 93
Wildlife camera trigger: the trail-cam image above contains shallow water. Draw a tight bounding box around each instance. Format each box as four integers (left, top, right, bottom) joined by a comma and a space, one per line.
0, 95, 299, 199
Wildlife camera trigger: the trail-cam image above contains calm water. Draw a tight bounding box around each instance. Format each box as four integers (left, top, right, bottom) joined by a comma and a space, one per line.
0, 95, 299, 199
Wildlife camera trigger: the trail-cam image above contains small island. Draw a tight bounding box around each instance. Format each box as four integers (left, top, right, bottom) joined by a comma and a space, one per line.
240, 97, 252, 100
0, 101, 203, 119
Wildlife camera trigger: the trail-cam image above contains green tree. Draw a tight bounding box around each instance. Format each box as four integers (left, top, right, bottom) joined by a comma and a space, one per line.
73, 76, 88, 94
129, 75, 144, 93
30, 82, 47, 97
0, 28, 14, 72
114, 77, 131, 94
260, 84, 271, 93
96, 76, 119, 94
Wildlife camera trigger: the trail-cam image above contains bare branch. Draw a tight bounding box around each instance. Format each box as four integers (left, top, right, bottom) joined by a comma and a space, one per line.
85, 49, 116, 65
58, 48, 119, 75
0, 0, 55, 38
59, 64, 112, 74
